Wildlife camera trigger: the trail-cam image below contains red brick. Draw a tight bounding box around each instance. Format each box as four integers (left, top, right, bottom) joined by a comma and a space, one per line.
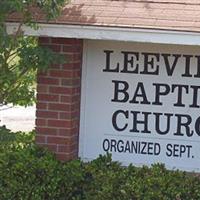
39, 37, 51, 44
60, 95, 72, 103
61, 62, 81, 70
36, 127, 58, 135
58, 128, 78, 136
65, 53, 82, 63
51, 38, 66, 44
47, 119, 76, 128
47, 136, 71, 145
43, 144, 58, 152
48, 103, 77, 111
49, 86, 76, 95
49, 70, 80, 78
58, 143, 78, 153
38, 71, 49, 76
37, 94, 59, 102
36, 102, 47, 110
49, 70, 71, 77
63, 45, 82, 53
59, 111, 79, 120
37, 85, 48, 93
61, 78, 80, 86
60, 95, 80, 103
63, 57, 82, 64
51, 38, 82, 45
38, 77, 59, 85
36, 37, 82, 161
35, 135, 46, 143
67, 39, 82, 45
44, 44, 61, 52
36, 118, 47, 126
36, 110, 59, 119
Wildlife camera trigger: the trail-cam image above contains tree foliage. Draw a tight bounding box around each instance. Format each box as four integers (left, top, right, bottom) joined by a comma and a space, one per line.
0, 0, 67, 106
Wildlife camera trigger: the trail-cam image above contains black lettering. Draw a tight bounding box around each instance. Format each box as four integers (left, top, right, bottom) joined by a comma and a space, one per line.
194, 56, 200, 78
189, 85, 200, 108
129, 82, 150, 104
141, 142, 147, 154
154, 143, 161, 155
182, 55, 193, 77
173, 144, 179, 157
171, 84, 189, 107
111, 80, 129, 102
186, 145, 192, 158
112, 110, 128, 131
179, 145, 186, 157
103, 139, 110, 152
147, 142, 153, 155
117, 140, 124, 153
124, 141, 131, 153
132, 141, 138, 153
102, 50, 119, 72
154, 112, 173, 135
152, 83, 170, 105
130, 111, 151, 133
140, 53, 160, 75
166, 144, 173, 157
195, 116, 200, 136
121, 51, 139, 73
174, 114, 193, 137
110, 139, 117, 152
162, 54, 181, 76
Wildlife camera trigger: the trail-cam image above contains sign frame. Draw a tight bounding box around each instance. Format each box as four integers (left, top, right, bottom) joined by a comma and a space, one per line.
79, 39, 200, 172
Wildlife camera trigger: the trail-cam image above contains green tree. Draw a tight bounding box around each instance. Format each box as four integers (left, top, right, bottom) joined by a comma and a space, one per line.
0, 0, 67, 106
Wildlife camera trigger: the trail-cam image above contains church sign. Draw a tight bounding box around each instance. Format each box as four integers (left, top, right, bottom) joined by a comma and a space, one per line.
80, 40, 200, 172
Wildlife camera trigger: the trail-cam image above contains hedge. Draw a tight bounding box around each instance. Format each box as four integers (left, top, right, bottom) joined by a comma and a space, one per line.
0, 126, 200, 200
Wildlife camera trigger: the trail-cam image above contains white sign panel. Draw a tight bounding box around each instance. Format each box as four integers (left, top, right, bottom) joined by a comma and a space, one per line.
80, 40, 200, 172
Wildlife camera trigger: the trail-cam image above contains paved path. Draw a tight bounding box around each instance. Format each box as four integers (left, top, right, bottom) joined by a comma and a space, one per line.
0, 105, 36, 132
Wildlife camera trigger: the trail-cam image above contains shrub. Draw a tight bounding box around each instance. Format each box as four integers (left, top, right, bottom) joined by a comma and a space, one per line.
0, 127, 200, 200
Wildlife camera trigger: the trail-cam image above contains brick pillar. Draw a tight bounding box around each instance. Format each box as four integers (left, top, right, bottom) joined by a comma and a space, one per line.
36, 37, 83, 161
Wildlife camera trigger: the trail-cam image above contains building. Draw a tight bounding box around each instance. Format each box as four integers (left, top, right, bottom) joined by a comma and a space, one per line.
7, 0, 200, 171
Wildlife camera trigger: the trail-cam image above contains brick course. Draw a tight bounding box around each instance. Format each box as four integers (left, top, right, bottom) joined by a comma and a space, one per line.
36, 37, 83, 161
